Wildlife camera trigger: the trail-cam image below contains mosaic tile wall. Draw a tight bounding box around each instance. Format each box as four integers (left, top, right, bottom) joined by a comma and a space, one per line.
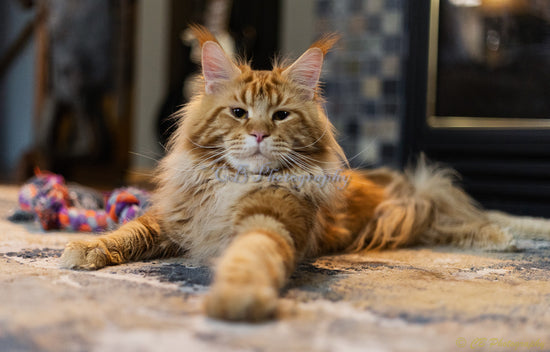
315, 0, 406, 167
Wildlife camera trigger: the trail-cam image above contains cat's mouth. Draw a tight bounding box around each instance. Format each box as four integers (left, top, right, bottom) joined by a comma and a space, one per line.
226, 140, 283, 173
229, 151, 279, 174
246, 144, 271, 159
251, 150, 263, 157
246, 152, 271, 164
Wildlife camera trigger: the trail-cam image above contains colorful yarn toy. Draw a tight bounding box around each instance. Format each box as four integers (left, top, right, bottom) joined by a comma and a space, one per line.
13, 169, 150, 233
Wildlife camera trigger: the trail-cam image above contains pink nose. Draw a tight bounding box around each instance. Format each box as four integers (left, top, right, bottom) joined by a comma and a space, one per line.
250, 131, 269, 143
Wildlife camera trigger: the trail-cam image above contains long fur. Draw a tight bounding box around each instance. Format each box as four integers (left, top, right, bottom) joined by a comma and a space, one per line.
60, 26, 550, 322
350, 156, 550, 252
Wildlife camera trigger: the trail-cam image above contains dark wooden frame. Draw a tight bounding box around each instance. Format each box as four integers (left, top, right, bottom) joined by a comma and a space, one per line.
402, 0, 550, 216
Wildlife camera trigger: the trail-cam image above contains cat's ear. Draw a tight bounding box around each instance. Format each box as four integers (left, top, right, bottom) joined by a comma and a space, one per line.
201, 41, 241, 94
190, 24, 241, 94
283, 34, 338, 99
283, 48, 324, 99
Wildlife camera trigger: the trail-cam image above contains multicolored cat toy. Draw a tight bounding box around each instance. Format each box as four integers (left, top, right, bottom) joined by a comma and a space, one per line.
11, 169, 149, 233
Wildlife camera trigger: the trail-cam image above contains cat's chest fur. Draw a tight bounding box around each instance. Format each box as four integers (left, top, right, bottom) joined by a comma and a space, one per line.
163, 179, 250, 262
154, 152, 334, 263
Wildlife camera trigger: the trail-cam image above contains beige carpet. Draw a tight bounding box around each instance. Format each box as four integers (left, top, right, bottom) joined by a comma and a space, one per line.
1, 185, 549, 352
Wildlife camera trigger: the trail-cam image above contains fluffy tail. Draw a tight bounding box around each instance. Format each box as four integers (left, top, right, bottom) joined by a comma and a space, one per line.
405, 158, 517, 250
350, 157, 546, 251
486, 210, 550, 240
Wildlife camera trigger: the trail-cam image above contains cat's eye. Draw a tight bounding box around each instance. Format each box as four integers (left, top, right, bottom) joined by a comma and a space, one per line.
231, 108, 248, 119
272, 111, 290, 121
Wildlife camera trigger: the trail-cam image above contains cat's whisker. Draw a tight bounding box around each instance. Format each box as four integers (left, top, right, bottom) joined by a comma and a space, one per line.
287, 149, 343, 166
187, 144, 223, 154
158, 141, 169, 152
275, 153, 295, 170
161, 149, 229, 175
284, 146, 353, 173
280, 153, 319, 175
344, 138, 379, 167
292, 147, 351, 172
194, 150, 229, 169
279, 157, 293, 171
285, 149, 340, 172
127, 169, 156, 177
293, 114, 331, 150
285, 158, 317, 174
185, 135, 225, 150
129, 151, 162, 163
159, 112, 182, 143
279, 154, 306, 173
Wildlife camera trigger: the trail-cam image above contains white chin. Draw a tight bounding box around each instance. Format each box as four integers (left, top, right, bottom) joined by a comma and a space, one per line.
235, 155, 279, 174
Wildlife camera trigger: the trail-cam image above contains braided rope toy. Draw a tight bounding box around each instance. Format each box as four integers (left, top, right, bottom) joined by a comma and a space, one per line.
15, 169, 150, 232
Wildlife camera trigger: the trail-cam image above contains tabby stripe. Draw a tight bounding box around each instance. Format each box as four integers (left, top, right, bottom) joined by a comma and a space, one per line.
194, 106, 225, 142
239, 87, 248, 104
242, 73, 254, 84
269, 75, 283, 86
273, 91, 283, 106
198, 124, 226, 147
251, 81, 260, 99
294, 110, 320, 150
262, 83, 275, 98
245, 88, 253, 105
280, 96, 290, 106
256, 228, 296, 274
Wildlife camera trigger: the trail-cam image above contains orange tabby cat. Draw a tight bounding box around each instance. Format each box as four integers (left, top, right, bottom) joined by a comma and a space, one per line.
60, 26, 550, 321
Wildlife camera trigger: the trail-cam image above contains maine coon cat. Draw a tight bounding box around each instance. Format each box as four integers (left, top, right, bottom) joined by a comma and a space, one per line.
60, 26, 550, 321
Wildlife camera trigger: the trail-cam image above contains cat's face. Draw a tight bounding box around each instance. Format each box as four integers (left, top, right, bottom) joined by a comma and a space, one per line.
178, 27, 342, 174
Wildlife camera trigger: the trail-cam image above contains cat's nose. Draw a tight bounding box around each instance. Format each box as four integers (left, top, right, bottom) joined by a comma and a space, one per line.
250, 131, 269, 143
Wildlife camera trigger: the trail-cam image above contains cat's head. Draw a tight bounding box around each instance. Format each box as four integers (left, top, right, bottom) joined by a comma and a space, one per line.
174, 25, 345, 174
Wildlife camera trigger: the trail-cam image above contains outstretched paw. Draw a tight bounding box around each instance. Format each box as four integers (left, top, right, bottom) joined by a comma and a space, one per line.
204, 282, 278, 322
60, 240, 110, 270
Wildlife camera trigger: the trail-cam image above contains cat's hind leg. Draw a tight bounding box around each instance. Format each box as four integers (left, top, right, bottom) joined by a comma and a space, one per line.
60, 213, 183, 270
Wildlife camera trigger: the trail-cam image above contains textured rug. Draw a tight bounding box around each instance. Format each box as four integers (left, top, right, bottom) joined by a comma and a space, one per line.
1, 185, 549, 352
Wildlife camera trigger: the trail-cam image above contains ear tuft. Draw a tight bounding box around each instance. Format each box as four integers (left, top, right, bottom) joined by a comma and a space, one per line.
189, 24, 219, 47
309, 33, 340, 55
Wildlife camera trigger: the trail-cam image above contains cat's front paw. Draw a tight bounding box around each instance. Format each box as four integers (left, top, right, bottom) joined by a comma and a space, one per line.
204, 282, 278, 322
60, 240, 109, 270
